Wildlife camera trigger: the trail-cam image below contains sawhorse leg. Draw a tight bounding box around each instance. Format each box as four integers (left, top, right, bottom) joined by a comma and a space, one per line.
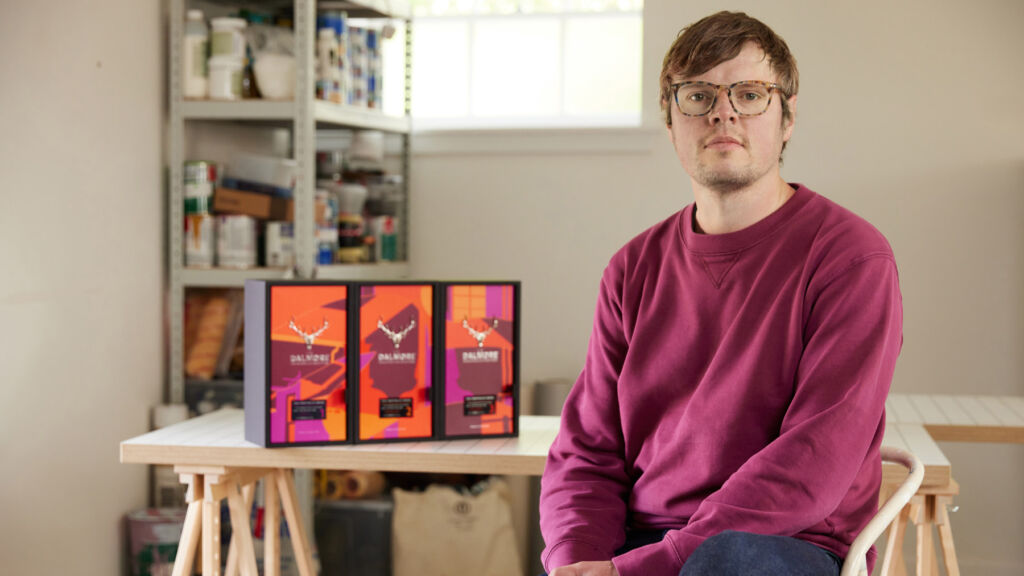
168, 467, 315, 576
879, 480, 960, 576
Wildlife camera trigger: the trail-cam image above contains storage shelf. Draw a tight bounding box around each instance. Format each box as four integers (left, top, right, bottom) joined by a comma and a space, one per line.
182, 100, 410, 133
319, 0, 412, 19
181, 262, 409, 286
181, 267, 296, 287
182, 99, 294, 120
201, 0, 411, 20
314, 101, 410, 132
315, 261, 410, 280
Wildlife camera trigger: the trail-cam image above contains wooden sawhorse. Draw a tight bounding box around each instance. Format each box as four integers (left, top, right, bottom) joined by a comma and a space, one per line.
880, 479, 960, 576
171, 466, 316, 576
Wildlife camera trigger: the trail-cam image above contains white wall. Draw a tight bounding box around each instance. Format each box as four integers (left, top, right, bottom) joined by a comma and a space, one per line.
410, 0, 1024, 573
0, 1, 163, 574
1, 0, 1021, 573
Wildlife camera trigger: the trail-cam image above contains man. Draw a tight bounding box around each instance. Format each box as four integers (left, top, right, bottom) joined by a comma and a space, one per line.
539, 11, 902, 576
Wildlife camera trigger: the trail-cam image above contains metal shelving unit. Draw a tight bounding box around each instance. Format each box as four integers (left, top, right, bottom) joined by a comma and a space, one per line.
167, 0, 413, 403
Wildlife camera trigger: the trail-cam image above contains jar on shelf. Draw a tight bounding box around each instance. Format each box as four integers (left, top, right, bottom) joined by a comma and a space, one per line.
208, 56, 244, 100
183, 9, 209, 99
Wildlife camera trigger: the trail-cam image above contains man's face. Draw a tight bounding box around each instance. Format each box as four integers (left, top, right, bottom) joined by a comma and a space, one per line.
666, 42, 796, 194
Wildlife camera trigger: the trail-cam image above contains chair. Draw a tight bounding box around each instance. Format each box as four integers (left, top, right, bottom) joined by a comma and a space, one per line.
840, 447, 924, 576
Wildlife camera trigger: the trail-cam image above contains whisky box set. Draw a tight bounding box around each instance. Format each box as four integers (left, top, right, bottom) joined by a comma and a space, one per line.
244, 280, 520, 447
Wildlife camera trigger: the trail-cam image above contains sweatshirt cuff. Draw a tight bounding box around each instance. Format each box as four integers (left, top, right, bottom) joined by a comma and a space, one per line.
611, 540, 684, 576
543, 539, 607, 572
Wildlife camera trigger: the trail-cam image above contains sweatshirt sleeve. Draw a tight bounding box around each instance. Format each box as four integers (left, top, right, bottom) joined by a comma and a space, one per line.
612, 254, 903, 576
539, 261, 633, 572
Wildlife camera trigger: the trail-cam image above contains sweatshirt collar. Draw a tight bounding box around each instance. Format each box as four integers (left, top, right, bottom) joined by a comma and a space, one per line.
679, 183, 813, 255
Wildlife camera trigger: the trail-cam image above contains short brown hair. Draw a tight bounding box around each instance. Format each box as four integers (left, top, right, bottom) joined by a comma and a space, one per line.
660, 11, 799, 127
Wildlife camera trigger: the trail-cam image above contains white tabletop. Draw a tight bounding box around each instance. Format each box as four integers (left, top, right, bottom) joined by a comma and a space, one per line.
121, 408, 951, 485
887, 394, 1024, 443
121, 409, 558, 476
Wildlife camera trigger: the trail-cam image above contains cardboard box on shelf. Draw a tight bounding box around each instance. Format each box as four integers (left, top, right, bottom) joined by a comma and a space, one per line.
213, 187, 294, 221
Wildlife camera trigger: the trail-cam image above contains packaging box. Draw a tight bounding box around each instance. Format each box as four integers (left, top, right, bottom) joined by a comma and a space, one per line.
245, 281, 350, 446
352, 283, 435, 443
436, 283, 520, 440
213, 187, 294, 220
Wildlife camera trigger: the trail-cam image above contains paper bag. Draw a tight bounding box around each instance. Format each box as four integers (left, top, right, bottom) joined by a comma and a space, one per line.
393, 478, 522, 576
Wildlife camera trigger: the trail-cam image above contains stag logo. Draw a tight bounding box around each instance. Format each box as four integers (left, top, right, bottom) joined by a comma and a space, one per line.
289, 317, 329, 351
378, 317, 415, 349
462, 317, 499, 348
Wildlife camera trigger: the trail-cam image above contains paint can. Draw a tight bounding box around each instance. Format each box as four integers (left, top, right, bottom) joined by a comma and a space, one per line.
215, 214, 257, 268
184, 213, 215, 268
184, 160, 217, 214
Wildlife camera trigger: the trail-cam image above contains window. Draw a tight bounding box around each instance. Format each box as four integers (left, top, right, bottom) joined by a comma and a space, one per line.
410, 0, 644, 130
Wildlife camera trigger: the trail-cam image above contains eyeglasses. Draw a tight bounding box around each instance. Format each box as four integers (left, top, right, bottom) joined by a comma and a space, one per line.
671, 80, 781, 117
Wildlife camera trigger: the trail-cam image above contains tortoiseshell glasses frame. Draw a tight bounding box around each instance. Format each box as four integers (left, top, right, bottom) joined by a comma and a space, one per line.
671, 80, 782, 117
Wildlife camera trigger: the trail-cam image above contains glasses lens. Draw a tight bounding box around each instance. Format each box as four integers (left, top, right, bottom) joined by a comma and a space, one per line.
676, 84, 717, 115
730, 82, 772, 115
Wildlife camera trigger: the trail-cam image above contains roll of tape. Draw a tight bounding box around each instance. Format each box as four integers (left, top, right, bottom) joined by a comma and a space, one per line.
343, 471, 386, 499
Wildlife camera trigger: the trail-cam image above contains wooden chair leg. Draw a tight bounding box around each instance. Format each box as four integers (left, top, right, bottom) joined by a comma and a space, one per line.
275, 469, 316, 576
265, 472, 281, 576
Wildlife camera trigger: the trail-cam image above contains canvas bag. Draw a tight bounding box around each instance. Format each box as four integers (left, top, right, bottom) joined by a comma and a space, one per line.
392, 478, 522, 576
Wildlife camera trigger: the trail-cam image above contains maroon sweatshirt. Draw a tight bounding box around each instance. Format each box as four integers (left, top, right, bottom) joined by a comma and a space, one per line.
539, 184, 902, 576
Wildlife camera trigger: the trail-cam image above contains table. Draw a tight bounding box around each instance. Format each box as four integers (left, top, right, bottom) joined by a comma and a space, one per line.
882, 394, 1024, 576
121, 407, 957, 576
121, 411, 559, 576
887, 394, 1024, 443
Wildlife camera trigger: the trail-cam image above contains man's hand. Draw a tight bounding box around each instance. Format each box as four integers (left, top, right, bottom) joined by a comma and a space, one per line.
549, 561, 619, 576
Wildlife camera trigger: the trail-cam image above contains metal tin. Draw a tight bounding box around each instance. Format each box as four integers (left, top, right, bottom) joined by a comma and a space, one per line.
184, 161, 217, 213
184, 213, 215, 268
215, 215, 257, 269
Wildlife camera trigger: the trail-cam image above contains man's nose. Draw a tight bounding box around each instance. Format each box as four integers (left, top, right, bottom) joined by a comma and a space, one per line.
708, 87, 738, 123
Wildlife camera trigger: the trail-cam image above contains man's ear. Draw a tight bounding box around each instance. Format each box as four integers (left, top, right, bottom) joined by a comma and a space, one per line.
782, 94, 798, 142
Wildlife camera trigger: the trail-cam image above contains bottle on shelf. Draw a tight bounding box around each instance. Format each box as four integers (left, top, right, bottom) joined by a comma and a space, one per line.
183, 9, 209, 99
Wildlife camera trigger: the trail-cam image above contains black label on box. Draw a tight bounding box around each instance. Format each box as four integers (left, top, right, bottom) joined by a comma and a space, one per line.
291, 400, 327, 421
464, 395, 497, 416
380, 397, 413, 418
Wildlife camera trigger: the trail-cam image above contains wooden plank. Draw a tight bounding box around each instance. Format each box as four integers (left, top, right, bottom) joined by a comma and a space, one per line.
276, 470, 316, 576
226, 483, 259, 576
171, 500, 203, 576
925, 425, 1024, 444
265, 473, 281, 576
202, 496, 221, 576
224, 481, 257, 576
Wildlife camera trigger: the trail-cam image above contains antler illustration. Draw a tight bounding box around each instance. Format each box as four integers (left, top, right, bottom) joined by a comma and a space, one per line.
290, 317, 329, 351
378, 317, 416, 349
462, 317, 499, 348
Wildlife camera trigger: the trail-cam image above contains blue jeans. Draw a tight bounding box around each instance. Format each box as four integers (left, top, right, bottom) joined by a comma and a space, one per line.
543, 530, 842, 576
